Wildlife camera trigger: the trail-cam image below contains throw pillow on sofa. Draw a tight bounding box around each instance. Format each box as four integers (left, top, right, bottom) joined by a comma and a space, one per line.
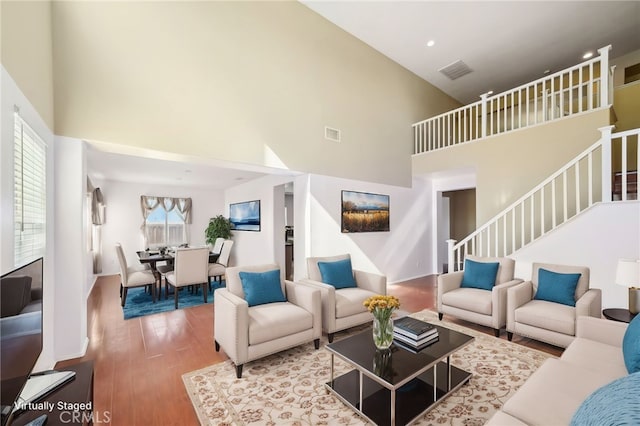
460, 259, 499, 291
623, 314, 640, 373
317, 258, 357, 289
534, 268, 581, 306
570, 372, 640, 425
239, 269, 286, 307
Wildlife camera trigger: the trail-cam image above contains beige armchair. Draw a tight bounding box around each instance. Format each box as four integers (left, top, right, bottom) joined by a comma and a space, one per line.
438, 256, 522, 337
214, 264, 321, 378
507, 263, 602, 348
300, 254, 387, 343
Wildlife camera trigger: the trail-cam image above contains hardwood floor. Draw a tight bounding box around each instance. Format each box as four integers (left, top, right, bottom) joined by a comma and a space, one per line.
56, 273, 563, 425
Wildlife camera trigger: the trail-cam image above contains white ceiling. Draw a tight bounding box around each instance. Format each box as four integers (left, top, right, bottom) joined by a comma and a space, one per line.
88, 1, 640, 186
86, 144, 274, 189
302, 1, 640, 104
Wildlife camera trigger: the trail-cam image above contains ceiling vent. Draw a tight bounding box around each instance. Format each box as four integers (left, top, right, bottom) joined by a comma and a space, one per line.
324, 126, 341, 143
438, 60, 473, 80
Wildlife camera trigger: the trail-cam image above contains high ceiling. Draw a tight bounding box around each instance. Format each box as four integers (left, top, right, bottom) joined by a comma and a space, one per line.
302, 1, 640, 104
88, 1, 640, 187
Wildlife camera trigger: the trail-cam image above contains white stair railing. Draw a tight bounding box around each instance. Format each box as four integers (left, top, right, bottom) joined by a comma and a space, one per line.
414, 46, 611, 155
448, 125, 639, 271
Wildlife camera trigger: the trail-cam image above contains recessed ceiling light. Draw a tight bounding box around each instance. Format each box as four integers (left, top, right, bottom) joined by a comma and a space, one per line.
543, 69, 551, 74
426, 40, 435, 47
583, 51, 594, 59
487, 90, 494, 95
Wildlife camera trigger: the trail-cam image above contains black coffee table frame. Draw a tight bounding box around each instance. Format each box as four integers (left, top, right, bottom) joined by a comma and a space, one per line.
325, 324, 474, 425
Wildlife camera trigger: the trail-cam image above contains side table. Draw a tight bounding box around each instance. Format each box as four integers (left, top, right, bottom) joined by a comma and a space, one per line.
11, 361, 94, 426
602, 308, 637, 323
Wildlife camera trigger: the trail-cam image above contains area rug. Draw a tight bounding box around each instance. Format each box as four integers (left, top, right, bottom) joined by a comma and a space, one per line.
122, 281, 224, 319
182, 310, 554, 425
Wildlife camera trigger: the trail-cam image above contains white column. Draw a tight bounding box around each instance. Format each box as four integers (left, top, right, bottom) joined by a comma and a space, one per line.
480, 94, 488, 138
447, 239, 457, 272
598, 45, 612, 107
599, 125, 615, 203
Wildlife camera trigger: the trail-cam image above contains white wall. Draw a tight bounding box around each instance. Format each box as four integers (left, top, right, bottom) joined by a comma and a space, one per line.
53, 136, 88, 361
1, 66, 56, 369
96, 179, 225, 276
224, 174, 299, 268
308, 175, 434, 283
511, 201, 640, 309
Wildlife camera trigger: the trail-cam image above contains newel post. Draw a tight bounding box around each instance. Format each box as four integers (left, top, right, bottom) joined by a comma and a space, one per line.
447, 239, 457, 272
480, 94, 488, 138
600, 125, 615, 203
598, 45, 612, 107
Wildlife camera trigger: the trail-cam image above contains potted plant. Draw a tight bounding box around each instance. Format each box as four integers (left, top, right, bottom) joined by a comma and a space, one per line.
205, 215, 233, 246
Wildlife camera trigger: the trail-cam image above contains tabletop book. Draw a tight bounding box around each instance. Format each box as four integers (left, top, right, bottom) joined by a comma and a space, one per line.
393, 316, 437, 340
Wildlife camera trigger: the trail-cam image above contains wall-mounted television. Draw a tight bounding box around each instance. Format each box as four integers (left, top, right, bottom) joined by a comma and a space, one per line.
1, 258, 44, 425
229, 200, 261, 232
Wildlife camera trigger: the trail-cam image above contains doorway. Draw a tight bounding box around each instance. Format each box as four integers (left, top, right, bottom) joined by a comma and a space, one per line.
438, 188, 476, 272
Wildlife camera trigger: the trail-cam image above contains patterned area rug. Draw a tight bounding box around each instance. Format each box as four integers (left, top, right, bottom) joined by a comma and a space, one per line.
182, 310, 554, 425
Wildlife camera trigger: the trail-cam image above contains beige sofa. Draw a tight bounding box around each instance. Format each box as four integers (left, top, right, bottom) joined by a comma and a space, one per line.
486, 316, 628, 425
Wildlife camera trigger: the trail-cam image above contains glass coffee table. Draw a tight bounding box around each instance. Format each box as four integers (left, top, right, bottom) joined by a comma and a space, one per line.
325, 324, 474, 425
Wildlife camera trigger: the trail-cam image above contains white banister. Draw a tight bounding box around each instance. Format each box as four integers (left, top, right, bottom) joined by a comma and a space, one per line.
449, 126, 639, 261
413, 46, 611, 155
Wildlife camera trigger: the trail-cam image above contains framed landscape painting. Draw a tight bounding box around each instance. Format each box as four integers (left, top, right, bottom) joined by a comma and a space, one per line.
229, 200, 261, 231
341, 190, 390, 233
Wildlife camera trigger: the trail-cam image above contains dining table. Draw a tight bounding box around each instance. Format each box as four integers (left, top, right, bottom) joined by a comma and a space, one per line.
136, 249, 220, 299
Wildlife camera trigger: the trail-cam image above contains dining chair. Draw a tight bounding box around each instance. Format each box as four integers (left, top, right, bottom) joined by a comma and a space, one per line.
115, 243, 158, 306
211, 237, 225, 255
165, 247, 210, 309
208, 239, 234, 290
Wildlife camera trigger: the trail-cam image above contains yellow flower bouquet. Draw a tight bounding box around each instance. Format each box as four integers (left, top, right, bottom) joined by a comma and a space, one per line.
364, 295, 400, 349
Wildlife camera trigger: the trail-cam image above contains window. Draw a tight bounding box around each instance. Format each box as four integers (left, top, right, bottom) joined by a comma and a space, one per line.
14, 113, 47, 266
141, 197, 192, 248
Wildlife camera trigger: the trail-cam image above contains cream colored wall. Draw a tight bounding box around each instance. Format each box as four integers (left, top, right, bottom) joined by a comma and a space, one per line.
613, 82, 640, 132
0, 0, 54, 130
611, 49, 640, 87
51, 1, 460, 188
413, 108, 612, 223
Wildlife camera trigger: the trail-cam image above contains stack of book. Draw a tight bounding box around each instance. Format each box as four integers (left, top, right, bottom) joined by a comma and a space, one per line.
393, 316, 439, 352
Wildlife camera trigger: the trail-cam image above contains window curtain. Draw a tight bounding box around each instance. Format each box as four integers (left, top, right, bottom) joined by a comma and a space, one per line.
140, 195, 192, 247
89, 181, 105, 274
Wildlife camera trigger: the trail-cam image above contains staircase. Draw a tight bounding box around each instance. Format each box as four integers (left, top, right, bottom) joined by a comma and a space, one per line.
447, 126, 639, 271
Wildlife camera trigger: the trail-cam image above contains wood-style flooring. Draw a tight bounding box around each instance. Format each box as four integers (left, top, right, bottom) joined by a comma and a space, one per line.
56, 273, 563, 425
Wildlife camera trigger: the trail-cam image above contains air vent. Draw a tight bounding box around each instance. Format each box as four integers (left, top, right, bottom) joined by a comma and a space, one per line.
438, 60, 473, 80
324, 126, 341, 142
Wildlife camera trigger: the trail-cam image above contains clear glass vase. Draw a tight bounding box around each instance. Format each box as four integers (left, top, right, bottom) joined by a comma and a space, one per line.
373, 316, 394, 350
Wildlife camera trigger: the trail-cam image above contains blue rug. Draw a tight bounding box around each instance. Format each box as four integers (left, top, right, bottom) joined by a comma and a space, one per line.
122, 281, 225, 319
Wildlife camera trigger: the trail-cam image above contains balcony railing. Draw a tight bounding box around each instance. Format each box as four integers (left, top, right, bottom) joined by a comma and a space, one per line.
447, 125, 639, 271
413, 46, 613, 155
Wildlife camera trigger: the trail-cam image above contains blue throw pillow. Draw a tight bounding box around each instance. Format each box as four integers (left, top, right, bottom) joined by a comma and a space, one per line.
570, 372, 640, 426
317, 258, 357, 289
623, 314, 640, 373
239, 269, 286, 307
460, 259, 499, 291
534, 268, 581, 307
